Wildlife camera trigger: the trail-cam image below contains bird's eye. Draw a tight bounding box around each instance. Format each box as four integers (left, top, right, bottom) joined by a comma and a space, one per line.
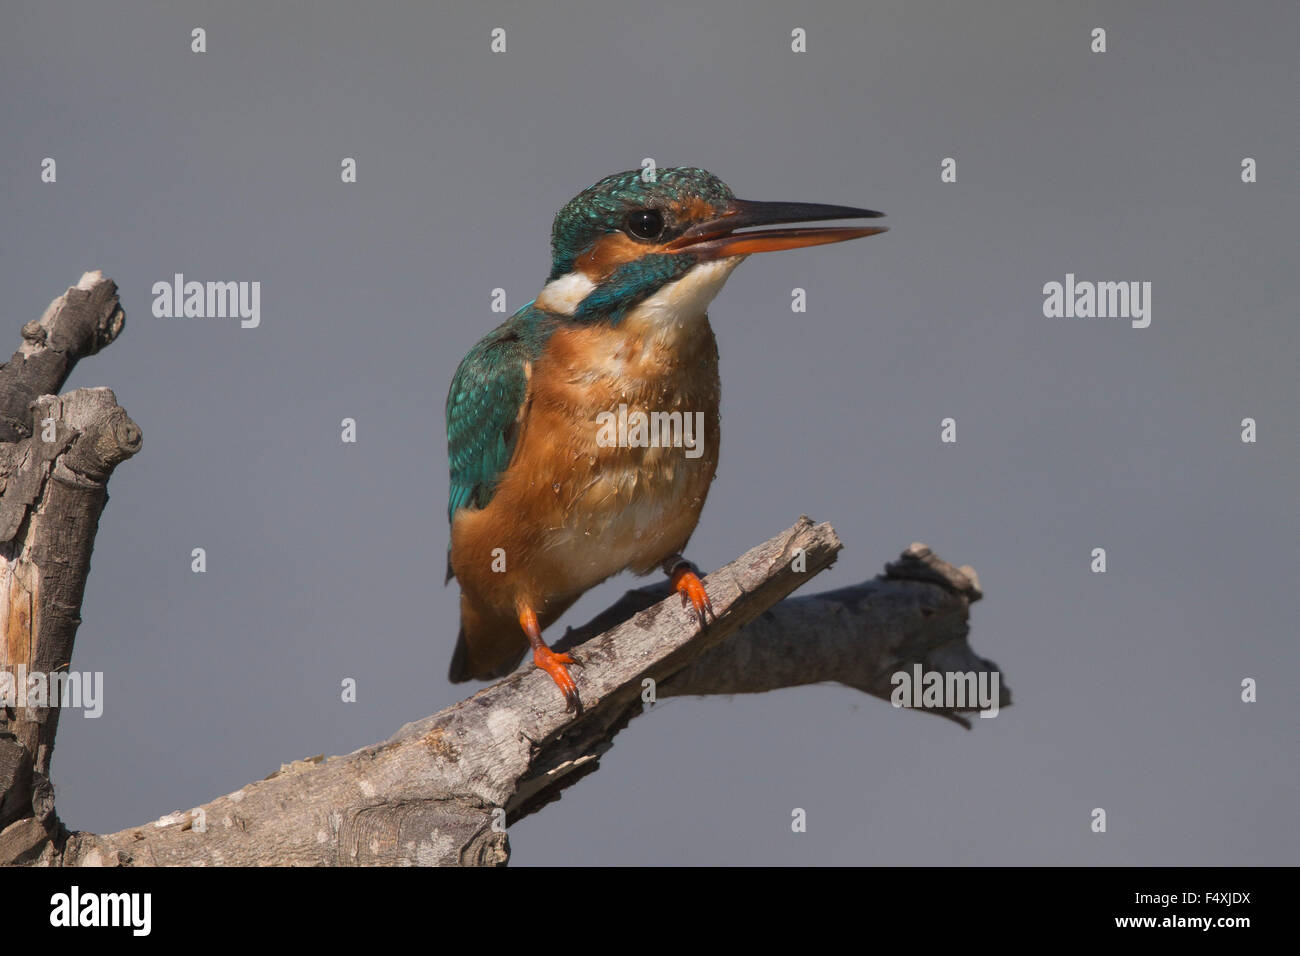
624, 208, 665, 241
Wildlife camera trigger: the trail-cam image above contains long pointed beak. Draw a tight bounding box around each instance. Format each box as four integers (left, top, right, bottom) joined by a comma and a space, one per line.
665, 199, 887, 258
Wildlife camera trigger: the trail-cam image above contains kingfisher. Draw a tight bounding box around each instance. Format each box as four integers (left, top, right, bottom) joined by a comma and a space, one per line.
446, 166, 886, 713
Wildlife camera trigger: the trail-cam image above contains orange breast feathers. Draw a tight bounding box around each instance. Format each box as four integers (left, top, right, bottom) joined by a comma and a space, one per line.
450, 313, 721, 619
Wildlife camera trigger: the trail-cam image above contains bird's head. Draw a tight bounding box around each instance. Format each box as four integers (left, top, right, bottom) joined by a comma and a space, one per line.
535, 166, 886, 323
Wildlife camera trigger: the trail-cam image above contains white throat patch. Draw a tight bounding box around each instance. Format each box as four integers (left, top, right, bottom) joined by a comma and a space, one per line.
622, 257, 745, 334
534, 256, 745, 329
535, 271, 597, 315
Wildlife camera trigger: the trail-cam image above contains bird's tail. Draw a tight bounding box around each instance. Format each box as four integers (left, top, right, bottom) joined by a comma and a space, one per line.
448, 591, 583, 683
448, 597, 527, 683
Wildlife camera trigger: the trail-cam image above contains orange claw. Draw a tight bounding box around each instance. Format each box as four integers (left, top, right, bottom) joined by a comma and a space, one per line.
519, 605, 582, 714
533, 644, 581, 714
671, 565, 715, 627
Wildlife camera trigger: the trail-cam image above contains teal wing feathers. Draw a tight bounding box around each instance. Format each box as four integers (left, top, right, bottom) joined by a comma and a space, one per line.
446, 323, 532, 530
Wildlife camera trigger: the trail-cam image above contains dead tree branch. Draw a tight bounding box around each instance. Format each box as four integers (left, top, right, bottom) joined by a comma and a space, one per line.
0, 274, 1004, 868
0, 273, 140, 863
556, 543, 998, 727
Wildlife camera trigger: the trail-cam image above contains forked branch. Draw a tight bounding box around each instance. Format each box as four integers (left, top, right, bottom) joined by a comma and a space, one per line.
0, 274, 1004, 868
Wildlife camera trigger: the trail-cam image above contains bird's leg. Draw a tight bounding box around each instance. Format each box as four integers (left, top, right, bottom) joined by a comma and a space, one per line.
519, 604, 581, 715
663, 555, 715, 628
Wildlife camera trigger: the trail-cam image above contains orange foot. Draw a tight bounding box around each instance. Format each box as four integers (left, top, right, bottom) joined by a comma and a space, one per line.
533, 644, 581, 714
670, 562, 715, 628
519, 605, 582, 715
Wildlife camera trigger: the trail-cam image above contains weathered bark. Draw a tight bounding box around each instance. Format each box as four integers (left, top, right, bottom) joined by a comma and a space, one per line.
558, 542, 999, 727
0, 272, 124, 445
47, 518, 852, 866
0, 273, 1006, 868
44, 520, 997, 867
0, 273, 140, 863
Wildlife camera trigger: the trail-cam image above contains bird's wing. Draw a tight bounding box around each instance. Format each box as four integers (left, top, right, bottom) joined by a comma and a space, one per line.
446, 324, 532, 528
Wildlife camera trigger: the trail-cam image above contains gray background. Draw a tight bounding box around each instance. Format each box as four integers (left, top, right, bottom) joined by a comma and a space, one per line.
3, 0, 1296, 865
